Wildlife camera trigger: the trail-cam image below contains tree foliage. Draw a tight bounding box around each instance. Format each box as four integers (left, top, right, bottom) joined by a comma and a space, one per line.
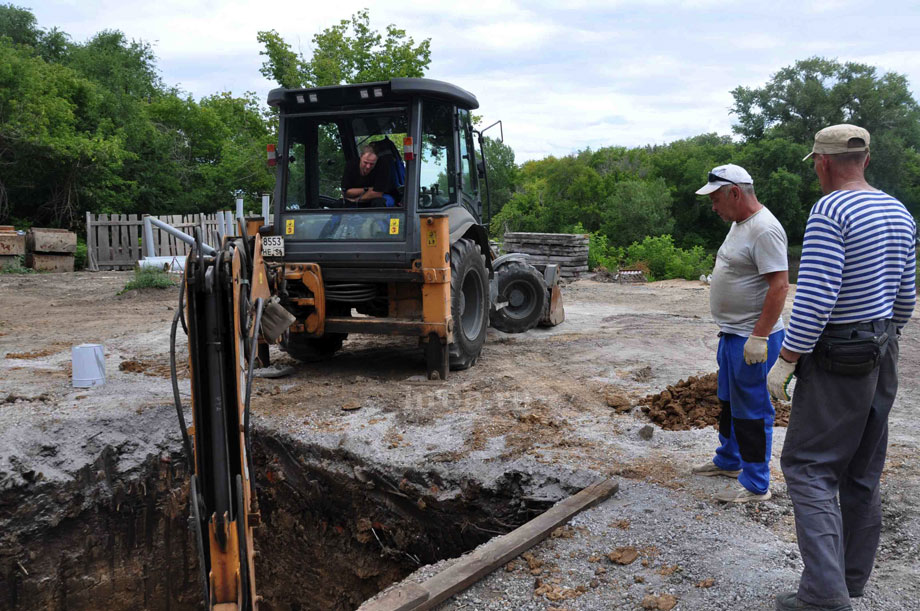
258, 9, 431, 89
731, 57, 920, 208
481, 136, 517, 222
0, 5, 273, 226
3, 0, 917, 280
493, 56, 918, 278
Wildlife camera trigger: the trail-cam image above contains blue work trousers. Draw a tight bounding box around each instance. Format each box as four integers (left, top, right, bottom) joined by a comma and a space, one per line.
713, 330, 784, 494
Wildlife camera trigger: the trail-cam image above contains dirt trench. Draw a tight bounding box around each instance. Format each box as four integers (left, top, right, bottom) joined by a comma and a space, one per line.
0, 431, 555, 611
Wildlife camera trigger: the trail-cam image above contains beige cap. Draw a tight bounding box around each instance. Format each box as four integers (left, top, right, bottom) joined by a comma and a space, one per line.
803, 124, 870, 161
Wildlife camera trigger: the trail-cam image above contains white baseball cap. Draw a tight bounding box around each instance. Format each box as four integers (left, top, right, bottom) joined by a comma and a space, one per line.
695, 164, 753, 195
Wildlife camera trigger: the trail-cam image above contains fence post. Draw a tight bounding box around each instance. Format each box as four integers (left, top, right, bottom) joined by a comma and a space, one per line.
85, 211, 98, 271
261, 194, 270, 226
236, 197, 244, 220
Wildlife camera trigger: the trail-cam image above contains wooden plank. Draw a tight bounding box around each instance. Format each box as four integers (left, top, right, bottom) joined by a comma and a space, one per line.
360, 478, 618, 611
178, 215, 190, 255
125, 214, 143, 267
168, 215, 180, 256
127, 214, 139, 262
360, 583, 428, 611
85, 212, 98, 271
97, 213, 111, 266
155, 216, 166, 257
112, 214, 124, 262
119, 214, 130, 262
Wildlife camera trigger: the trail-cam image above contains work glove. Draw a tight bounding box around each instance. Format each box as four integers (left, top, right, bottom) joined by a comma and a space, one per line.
743, 335, 769, 365
767, 357, 796, 401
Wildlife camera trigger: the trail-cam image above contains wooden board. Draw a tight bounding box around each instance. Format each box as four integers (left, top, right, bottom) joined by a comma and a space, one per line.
359, 478, 618, 611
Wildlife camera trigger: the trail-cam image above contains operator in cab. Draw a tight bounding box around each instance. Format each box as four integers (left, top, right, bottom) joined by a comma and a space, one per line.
342, 144, 397, 207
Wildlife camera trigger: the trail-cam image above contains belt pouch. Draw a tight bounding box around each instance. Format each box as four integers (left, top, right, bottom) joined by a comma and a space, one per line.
812, 332, 888, 376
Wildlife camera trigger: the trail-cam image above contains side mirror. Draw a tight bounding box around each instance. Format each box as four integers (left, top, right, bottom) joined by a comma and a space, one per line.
477, 159, 486, 179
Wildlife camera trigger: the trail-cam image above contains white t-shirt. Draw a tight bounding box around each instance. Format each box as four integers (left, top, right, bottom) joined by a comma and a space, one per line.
709, 206, 788, 336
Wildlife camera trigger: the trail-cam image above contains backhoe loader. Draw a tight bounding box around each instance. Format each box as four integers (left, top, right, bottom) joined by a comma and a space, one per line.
174, 78, 564, 609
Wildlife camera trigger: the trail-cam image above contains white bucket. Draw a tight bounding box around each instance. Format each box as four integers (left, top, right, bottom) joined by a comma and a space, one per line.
72, 344, 106, 388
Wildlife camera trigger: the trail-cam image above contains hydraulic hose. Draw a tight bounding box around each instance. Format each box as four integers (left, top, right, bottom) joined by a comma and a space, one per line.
170, 271, 194, 466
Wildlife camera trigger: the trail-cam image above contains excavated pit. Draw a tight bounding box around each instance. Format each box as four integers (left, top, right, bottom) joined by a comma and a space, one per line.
0, 430, 555, 611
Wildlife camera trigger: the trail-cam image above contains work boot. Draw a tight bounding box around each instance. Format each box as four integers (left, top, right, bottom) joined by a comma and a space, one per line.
714, 484, 771, 503
691, 461, 741, 478
775, 591, 852, 610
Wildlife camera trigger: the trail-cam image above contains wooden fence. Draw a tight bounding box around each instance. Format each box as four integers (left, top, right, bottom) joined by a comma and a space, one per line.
85, 212, 231, 271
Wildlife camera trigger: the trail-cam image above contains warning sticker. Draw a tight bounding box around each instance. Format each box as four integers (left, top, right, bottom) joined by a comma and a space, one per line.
285, 219, 295, 235
427, 230, 436, 246
389, 218, 400, 235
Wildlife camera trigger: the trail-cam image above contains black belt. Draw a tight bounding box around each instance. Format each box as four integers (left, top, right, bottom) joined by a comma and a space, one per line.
823, 319, 891, 339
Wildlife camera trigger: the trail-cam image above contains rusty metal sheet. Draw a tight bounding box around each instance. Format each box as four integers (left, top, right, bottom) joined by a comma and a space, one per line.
26, 253, 75, 273
27, 228, 77, 254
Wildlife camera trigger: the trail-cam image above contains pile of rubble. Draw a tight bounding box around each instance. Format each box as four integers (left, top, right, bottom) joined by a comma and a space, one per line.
639, 373, 790, 431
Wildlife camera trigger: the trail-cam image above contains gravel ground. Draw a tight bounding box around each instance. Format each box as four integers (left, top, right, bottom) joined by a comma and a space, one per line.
2, 273, 919, 610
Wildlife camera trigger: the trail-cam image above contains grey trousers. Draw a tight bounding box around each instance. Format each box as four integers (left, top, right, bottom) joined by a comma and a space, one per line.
781, 320, 899, 607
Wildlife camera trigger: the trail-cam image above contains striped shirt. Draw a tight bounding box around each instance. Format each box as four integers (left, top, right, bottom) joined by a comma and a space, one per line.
783, 189, 917, 353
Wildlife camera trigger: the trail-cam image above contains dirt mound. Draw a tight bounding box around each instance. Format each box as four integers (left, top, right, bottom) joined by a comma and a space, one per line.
119, 358, 179, 378
639, 373, 790, 431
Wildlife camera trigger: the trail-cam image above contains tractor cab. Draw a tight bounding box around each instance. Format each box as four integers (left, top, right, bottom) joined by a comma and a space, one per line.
267, 78, 490, 270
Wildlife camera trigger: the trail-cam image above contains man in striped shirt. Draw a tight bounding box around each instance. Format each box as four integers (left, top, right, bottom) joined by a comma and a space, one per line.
768, 124, 917, 611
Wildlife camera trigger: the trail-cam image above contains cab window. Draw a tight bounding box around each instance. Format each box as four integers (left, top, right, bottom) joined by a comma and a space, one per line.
419, 100, 455, 209
458, 108, 478, 197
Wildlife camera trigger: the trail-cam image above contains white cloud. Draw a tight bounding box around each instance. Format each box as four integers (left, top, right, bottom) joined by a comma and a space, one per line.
30, 0, 920, 161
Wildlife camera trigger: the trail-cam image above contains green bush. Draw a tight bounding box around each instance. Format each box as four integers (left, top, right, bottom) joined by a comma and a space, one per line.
120, 266, 177, 293
624, 235, 713, 281
0, 255, 36, 274
75, 238, 88, 270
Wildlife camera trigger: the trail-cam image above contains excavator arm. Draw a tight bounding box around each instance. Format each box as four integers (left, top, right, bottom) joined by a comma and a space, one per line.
178, 236, 262, 610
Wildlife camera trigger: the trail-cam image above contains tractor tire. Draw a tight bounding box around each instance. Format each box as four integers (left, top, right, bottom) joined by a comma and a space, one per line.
490, 261, 547, 333
282, 332, 346, 362
448, 238, 489, 370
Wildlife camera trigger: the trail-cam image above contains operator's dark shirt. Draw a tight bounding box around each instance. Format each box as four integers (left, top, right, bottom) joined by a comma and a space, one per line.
341, 155, 395, 196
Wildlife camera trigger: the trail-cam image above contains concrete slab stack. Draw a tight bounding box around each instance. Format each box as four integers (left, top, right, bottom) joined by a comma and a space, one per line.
0, 226, 26, 270
26, 228, 77, 272
502, 232, 589, 279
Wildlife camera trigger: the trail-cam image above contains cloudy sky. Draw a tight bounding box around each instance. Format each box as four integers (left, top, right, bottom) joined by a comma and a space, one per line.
32, 0, 920, 162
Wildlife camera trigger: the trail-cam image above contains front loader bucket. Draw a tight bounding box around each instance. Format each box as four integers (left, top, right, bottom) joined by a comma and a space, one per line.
540, 264, 565, 327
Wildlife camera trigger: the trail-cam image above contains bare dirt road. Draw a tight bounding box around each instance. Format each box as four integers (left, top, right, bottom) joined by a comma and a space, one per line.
1, 272, 918, 610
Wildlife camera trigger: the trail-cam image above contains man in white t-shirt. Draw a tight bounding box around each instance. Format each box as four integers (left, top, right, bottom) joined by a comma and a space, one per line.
691, 164, 789, 503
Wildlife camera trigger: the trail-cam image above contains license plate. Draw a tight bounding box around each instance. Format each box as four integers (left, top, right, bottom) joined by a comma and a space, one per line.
261, 235, 284, 257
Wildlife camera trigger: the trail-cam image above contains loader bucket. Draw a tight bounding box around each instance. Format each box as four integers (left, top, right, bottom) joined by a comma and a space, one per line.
540, 264, 565, 327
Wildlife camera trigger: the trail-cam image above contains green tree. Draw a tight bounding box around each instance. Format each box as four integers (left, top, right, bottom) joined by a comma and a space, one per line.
258, 9, 431, 89
599, 178, 674, 248
731, 57, 920, 208
734, 137, 816, 242
646, 133, 737, 248
0, 38, 130, 225
0, 4, 70, 61
480, 136, 517, 221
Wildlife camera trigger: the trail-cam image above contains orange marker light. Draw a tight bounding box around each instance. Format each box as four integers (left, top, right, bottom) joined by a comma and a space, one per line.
403, 137, 414, 161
